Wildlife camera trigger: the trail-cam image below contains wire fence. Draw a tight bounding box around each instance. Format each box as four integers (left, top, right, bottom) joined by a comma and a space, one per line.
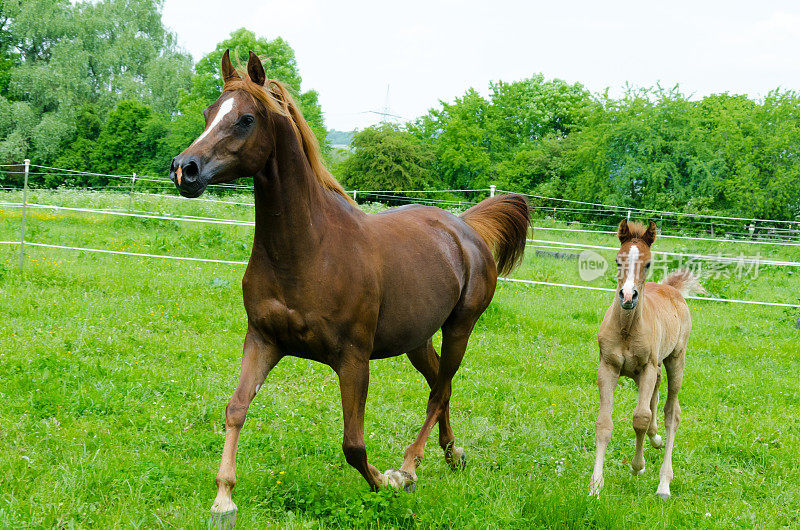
2, 162, 799, 309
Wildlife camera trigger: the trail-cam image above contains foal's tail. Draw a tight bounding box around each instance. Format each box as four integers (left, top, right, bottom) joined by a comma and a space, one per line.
662, 269, 707, 298
460, 194, 530, 275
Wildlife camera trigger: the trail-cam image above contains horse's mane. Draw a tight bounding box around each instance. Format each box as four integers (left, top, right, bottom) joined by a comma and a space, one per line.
223, 71, 356, 205
624, 221, 649, 240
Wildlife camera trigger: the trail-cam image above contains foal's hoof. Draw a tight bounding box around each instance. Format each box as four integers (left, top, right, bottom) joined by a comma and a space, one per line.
649, 434, 664, 449
657, 492, 671, 501
631, 466, 645, 476
446, 446, 468, 471
208, 509, 237, 529
384, 468, 417, 492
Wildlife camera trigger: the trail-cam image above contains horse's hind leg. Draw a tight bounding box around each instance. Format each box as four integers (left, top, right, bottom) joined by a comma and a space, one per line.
405, 339, 467, 473
657, 350, 684, 499
648, 370, 664, 448
210, 331, 282, 528
395, 323, 472, 489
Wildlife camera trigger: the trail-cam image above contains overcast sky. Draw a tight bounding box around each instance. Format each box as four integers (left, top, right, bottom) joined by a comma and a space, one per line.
162, 0, 800, 131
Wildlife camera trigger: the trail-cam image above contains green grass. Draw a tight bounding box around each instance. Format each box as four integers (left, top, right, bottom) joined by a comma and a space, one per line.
1, 191, 799, 528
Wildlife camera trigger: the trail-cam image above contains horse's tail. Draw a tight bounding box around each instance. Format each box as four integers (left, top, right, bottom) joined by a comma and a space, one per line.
460, 194, 530, 275
662, 269, 706, 298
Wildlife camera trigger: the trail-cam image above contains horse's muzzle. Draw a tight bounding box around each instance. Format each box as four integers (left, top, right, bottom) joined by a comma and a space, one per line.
170, 155, 206, 198
619, 288, 638, 310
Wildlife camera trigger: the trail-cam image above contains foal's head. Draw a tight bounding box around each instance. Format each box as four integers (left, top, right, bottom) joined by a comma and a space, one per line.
615, 219, 657, 310
170, 50, 350, 202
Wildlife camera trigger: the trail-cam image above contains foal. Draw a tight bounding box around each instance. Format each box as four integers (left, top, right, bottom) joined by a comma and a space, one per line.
589, 219, 703, 499
170, 51, 529, 526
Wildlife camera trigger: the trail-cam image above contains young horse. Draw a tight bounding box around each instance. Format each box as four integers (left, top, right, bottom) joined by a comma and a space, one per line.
170, 50, 529, 525
589, 219, 704, 499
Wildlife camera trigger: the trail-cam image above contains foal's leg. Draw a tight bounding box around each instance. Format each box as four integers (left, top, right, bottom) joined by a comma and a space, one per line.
397, 325, 471, 488
337, 356, 388, 491
589, 359, 619, 496
210, 331, 282, 527
631, 363, 659, 475
405, 339, 467, 473
657, 352, 684, 499
648, 370, 664, 448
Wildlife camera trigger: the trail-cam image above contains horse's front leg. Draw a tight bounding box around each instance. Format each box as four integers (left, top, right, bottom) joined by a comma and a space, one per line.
589, 359, 619, 496
631, 362, 659, 475
210, 330, 282, 528
337, 355, 389, 490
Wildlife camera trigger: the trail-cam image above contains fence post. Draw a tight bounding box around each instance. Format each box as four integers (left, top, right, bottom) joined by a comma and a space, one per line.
353, 190, 357, 201
627, 210, 631, 220
19, 158, 30, 273
129, 172, 136, 211
489, 184, 496, 198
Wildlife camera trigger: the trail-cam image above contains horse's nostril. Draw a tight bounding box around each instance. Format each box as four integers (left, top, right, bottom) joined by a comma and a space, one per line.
183, 160, 200, 179
619, 289, 624, 299
632, 290, 639, 300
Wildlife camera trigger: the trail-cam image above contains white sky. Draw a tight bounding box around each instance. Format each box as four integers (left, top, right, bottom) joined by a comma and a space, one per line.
162, 0, 800, 131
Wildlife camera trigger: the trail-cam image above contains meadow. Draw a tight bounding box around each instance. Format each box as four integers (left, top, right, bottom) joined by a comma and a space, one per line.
1, 190, 799, 528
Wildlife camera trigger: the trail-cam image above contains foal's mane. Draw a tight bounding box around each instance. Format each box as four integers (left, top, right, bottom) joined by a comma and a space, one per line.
623, 221, 649, 240
223, 71, 356, 205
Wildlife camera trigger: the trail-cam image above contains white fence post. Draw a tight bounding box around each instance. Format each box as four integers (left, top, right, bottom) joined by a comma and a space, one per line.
353, 190, 357, 201
489, 184, 496, 198
129, 172, 136, 211
19, 158, 30, 273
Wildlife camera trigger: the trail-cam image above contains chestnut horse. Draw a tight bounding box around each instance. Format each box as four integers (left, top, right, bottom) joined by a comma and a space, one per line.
589, 219, 704, 499
170, 50, 529, 525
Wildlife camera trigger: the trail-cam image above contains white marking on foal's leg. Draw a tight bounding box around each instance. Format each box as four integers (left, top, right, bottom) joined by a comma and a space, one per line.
193, 96, 236, 146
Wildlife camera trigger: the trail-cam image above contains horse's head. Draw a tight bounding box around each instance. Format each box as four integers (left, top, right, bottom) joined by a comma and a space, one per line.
615, 219, 657, 310
170, 50, 276, 198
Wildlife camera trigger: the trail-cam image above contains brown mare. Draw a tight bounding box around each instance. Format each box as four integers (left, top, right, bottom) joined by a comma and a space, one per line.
589, 219, 704, 499
169, 50, 530, 525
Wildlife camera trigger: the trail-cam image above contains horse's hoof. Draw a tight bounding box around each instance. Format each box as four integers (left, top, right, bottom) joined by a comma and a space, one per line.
657, 492, 671, 501
650, 434, 664, 449
384, 468, 416, 492
631, 466, 645, 476
208, 509, 237, 529
447, 446, 468, 471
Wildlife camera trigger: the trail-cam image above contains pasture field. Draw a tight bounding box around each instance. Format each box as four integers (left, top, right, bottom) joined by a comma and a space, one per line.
1, 190, 799, 528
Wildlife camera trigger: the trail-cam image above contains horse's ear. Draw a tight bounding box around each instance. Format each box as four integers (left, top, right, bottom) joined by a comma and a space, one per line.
247, 51, 266, 86
221, 49, 239, 83
642, 220, 658, 246
617, 219, 632, 244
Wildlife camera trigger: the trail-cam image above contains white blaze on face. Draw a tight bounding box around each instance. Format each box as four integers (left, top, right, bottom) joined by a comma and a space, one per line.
192, 96, 236, 146
621, 244, 640, 301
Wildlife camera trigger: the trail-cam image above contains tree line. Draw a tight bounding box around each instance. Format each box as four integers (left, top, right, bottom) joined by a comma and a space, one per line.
2, 1, 798, 221
0, 0, 326, 187
339, 80, 800, 221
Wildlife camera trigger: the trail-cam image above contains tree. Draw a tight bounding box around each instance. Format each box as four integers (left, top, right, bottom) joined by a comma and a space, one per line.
411, 89, 491, 189
93, 99, 165, 179
0, 0, 191, 168
338, 124, 434, 192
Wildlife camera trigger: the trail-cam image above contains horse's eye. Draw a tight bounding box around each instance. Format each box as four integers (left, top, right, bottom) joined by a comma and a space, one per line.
645, 262, 651, 269
239, 114, 255, 127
